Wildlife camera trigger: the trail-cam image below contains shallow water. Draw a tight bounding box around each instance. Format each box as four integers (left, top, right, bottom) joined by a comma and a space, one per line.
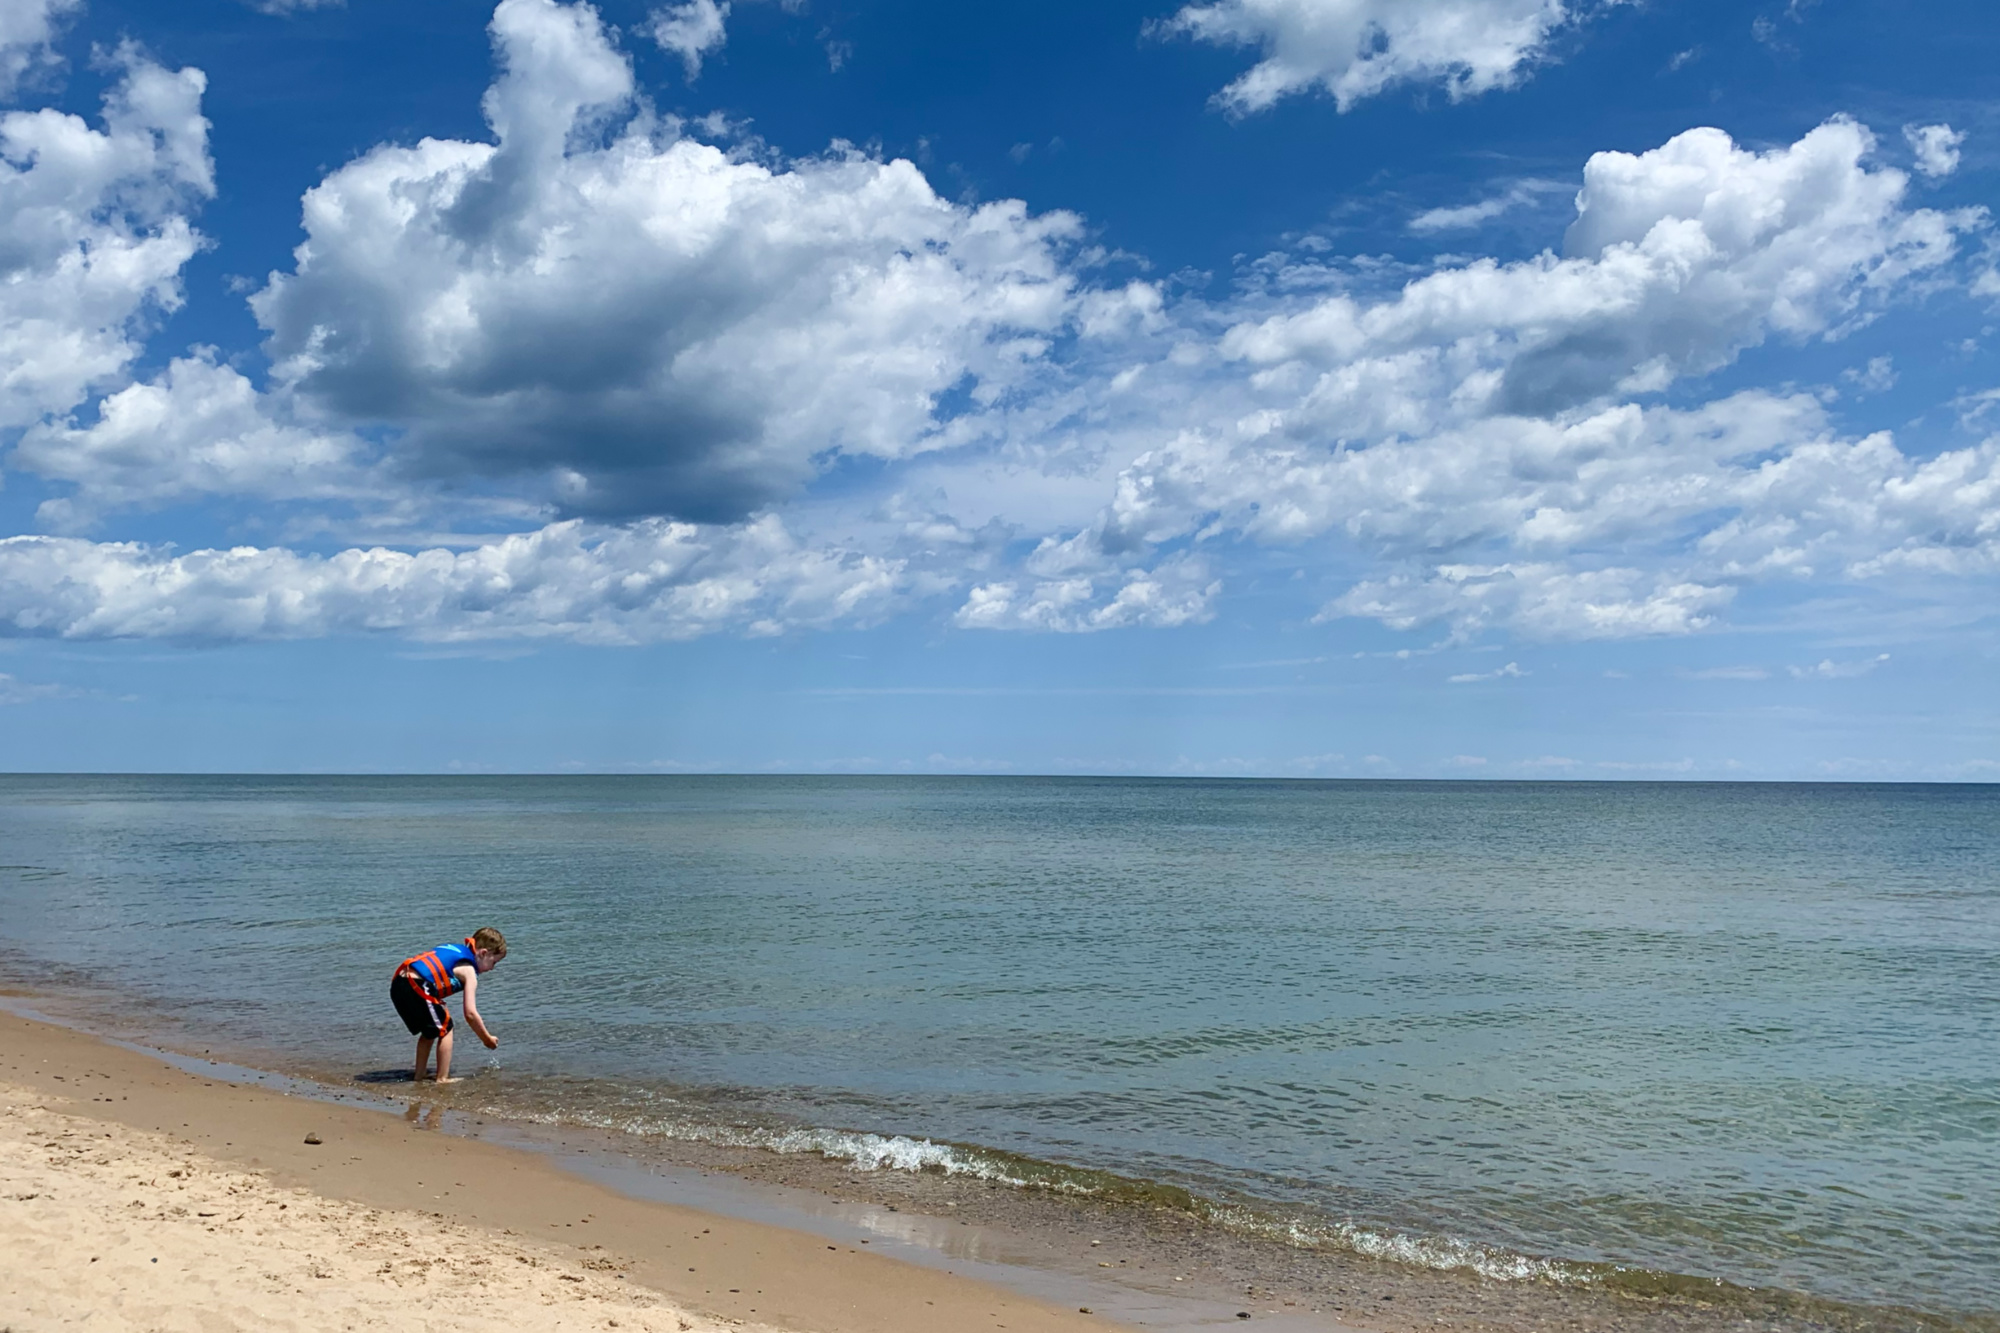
0, 776, 1994, 1317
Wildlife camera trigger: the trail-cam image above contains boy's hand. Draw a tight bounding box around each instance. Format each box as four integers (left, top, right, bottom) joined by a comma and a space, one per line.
481, 1033, 499, 1050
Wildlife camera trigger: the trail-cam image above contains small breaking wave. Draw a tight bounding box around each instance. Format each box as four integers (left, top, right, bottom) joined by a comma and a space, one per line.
453, 1084, 1616, 1288
1209, 1204, 1591, 1284
427, 1079, 1994, 1332
476, 1092, 1202, 1202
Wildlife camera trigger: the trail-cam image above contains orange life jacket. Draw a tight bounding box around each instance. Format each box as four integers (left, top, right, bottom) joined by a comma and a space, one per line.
398, 938, 477, 998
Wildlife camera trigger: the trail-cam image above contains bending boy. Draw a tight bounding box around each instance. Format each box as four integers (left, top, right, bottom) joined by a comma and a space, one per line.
390, 927, 506, 1083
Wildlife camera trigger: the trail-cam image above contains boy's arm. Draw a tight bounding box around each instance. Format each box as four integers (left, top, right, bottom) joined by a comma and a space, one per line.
455, 967, 499, 1049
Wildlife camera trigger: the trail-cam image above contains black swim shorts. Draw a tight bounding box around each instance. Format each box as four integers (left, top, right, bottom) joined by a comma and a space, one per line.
390, 970, 452, 1038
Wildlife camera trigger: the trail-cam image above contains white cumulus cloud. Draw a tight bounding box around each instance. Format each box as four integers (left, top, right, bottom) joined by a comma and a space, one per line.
978, 119, 1991, 641
13, 351, 372, 528
954, 555, 1220, 633
1336, 564, 1734, 641
0, 517, 904, 644
0, 43, 212, 428
649, 0, 728, 79
2, 6, 1995, 656
251, 0, 1081, 525
1216, 120, 1964, 425
1163, 0, 1595, 115
1904, 123, 1964, 180
0, 0, 77, 98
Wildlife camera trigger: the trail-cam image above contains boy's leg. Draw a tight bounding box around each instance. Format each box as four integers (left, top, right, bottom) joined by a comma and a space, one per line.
413, 1035, 434, 1080
434, 1029, 455, 1083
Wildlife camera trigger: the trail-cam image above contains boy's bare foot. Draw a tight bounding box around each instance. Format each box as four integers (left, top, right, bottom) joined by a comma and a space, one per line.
435, 1076, 462, 1084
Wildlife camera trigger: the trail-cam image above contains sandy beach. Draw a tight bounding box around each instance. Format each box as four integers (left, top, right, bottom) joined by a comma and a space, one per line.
0, 1011, 1128, 1333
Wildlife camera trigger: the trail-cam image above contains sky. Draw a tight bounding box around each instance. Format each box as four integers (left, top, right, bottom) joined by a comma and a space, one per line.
0, 0, 1996, 778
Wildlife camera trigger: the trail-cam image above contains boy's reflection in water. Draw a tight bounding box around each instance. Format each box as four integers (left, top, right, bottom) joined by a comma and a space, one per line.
403, 1100, 446, 1131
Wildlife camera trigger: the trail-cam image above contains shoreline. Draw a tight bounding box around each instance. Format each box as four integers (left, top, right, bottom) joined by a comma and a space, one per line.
0, 1008, 1145, 1333
0, 1000, 1972, 1333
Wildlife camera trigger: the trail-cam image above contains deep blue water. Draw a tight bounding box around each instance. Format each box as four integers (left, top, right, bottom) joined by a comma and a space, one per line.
0, 776, 1995, 1315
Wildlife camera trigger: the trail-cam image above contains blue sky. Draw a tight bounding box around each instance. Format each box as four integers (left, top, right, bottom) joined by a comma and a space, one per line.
0, 0, 1996, 777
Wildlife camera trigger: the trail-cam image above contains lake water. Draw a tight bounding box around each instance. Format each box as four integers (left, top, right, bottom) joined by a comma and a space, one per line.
0, 776, 1994, 1320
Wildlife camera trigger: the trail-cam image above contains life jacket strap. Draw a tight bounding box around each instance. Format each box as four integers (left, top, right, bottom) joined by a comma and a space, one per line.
396, 949, 461, 999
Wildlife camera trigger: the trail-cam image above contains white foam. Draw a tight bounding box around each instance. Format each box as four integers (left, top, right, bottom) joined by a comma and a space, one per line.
484, 1096, 1590, 1286
483, 1100, 1066, 1189
1213, 1204, 1589, 1284
759, 1127, 1024, 1181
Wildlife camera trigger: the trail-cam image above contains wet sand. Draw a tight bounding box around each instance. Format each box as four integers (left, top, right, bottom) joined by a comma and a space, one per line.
0, 1010, 1131, 1333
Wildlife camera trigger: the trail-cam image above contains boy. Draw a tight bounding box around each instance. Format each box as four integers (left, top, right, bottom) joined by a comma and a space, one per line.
390, 927, 506, 1083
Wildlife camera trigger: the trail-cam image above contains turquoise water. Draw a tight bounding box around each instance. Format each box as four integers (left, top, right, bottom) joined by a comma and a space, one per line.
0, 776, 1995, 1316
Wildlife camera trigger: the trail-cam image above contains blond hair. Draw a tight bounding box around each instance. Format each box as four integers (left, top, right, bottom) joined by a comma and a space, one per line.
471, 926, 508, 958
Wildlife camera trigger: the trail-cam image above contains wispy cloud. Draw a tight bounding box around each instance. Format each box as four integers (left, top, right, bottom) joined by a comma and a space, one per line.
1449, 661, 1526, 683
801, 685, 1334, 697
1681, 665, 1770, 680
1596, 757, 1698, 772
1842, 355, 1897, 394
924, 753, 1017, 773
1410, 179, 1566, 234
0, 673, 73, 704
1219, 655, 1329, 669
1816, 756, 2000, 780
1789, 653, 1891, 679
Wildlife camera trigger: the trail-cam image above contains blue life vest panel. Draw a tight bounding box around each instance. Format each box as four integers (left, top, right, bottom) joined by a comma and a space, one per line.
401, 940, 477, 997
